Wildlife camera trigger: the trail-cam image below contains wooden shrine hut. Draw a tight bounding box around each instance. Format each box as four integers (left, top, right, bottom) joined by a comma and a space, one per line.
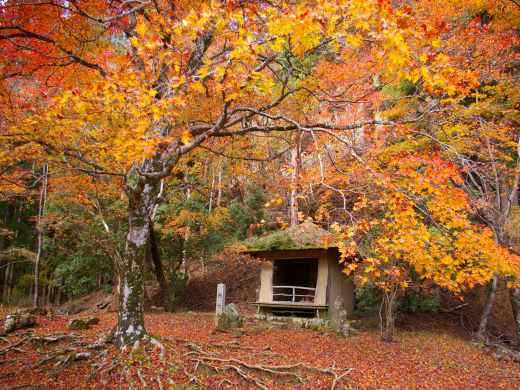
244, 223, 354, 319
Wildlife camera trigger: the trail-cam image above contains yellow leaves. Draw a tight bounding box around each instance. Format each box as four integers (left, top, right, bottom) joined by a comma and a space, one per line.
388, 49, 408, 67
172, 77, 187, 89
215, 67, 227, 81
151, 106, 161, 121
347, 262, 358, 272
297, 211, 306, 221
198, 65, 211, 80
144, 41, 159, 50
136, 22, 148, 37
224, 93, 240, 102
269, 37, 286, 52
129, 37, 139, 47
264, 197, 283, 208
330, 222, 341, 233
181, 130, 193, 145
347, 34, 363, 48
353, 196, 368, 211
190, 82, 206, 94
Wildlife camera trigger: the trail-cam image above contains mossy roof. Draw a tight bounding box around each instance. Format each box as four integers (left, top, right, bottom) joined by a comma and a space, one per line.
242, 222, 336, 253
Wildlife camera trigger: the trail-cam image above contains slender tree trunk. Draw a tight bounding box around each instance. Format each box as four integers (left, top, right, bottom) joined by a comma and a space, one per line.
176, 235, 183, 270
43, 268, 50, 307
0, 199, 16, 298
4, 199, 22, 304
290, 132, 301, 227
148, 220, 171, 310
478, 272, 499, 340
34, 164, 48, 308
2, 263, 8, 302
47, 284, 53, 307
7, 260, 14, 304
208, 166, 216, 213
181, 230, 190, 279
180, 186, 191, 279
3, 262, 12, 303
217, 157, 223, 208
43, 279, 48, 307
200, 256, 205, 274
507, 138, 520, 348
56, 287, 62, 306
0, 199, 16, 251
380, 289, 397, 343
510, 286, 520, 350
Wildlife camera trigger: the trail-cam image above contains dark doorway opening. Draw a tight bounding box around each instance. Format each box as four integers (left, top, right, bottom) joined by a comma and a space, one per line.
272, 258, 318, 303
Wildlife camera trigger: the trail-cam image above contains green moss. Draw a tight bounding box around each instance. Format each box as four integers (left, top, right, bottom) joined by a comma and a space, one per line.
243, 222, 334, 252
244, 230, 295, 251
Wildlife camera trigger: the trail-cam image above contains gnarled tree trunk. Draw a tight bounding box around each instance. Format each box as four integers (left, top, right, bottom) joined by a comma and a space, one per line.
113, 182, 157, 346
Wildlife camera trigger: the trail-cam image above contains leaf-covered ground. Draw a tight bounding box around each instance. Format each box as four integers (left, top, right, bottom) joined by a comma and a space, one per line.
0, 309, 518, 389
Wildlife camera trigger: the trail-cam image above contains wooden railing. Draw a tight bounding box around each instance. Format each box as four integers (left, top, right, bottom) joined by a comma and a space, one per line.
272, 285, 316, 303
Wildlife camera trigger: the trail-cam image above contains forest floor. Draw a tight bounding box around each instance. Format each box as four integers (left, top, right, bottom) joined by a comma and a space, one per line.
0, 308, 519, 389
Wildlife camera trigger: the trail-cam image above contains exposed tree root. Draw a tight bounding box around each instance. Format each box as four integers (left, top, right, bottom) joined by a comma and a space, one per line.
2, 330, 354, 388
183, 367, 207, 389
1, 331, 103, 381
0, 371, 16, 380
145, 335, 166, 359
60, 351, 91, 368
0, 358, 20, 365
0, 336, 30, 356
162, 335, 354, 389
33, 347, 75, 369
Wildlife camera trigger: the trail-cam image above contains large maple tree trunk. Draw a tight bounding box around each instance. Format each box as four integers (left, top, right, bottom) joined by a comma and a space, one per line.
113, 183, 157, 347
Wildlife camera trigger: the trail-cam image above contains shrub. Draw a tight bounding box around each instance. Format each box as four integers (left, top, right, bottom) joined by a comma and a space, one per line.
399, 290, 440, 313
355, 284, 382, 314
165, 272, 189, 311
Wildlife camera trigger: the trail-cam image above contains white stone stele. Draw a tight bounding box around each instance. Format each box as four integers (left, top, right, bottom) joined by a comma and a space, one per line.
215, 283, 226, 324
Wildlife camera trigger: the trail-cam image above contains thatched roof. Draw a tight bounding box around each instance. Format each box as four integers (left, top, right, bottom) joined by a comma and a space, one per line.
243, 222, 336, 252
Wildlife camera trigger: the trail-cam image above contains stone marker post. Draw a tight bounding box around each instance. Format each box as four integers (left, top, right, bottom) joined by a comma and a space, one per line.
215, 283, 226, 324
